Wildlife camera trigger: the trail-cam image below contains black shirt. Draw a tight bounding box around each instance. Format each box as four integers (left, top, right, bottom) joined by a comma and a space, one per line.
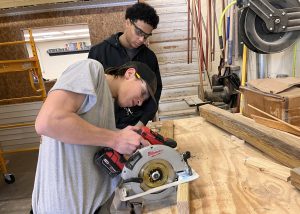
88, 32, 162, 129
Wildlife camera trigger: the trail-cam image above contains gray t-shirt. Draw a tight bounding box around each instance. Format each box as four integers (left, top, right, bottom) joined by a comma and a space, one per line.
32, 59, 119, 213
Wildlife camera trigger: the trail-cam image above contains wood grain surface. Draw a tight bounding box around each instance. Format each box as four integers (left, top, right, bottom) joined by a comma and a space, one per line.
144, 117, 300, 214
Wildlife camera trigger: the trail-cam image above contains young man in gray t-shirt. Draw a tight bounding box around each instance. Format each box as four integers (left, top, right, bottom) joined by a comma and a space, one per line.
32, 59, 157, 213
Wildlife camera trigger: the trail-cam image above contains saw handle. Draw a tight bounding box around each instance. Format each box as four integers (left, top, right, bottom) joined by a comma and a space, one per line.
136, 126, 177, 148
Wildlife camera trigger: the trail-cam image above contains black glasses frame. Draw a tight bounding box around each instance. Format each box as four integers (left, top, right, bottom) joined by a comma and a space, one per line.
130, 20, 152, 39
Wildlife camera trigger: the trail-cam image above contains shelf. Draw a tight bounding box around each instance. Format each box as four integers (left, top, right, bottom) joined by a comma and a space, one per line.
47, 49, 90, 56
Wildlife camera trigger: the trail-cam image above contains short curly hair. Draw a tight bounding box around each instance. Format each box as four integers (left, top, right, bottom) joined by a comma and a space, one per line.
125, 2, 159, 29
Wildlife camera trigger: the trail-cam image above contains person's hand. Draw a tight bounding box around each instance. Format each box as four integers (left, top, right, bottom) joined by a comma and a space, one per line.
112, 126, 149, 155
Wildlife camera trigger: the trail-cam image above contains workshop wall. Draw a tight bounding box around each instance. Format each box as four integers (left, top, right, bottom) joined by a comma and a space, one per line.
0, 6, 127, 103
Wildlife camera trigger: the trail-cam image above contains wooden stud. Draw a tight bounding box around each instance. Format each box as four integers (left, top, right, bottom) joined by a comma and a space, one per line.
244, 157, 291, 181
177, 182, 190, 214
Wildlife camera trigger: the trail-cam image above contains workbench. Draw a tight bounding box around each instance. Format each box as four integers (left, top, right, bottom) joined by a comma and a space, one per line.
144, 116, 300, 213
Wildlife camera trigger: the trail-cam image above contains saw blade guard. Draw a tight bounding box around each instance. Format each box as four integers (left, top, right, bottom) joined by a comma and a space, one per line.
120, 145, 189, 200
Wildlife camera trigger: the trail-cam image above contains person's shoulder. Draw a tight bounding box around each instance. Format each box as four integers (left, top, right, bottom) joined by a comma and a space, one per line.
73, 59, 104, 73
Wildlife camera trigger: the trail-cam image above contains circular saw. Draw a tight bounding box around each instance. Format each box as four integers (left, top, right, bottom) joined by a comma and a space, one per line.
238, 0, 300, 53
118, 145, 199, 201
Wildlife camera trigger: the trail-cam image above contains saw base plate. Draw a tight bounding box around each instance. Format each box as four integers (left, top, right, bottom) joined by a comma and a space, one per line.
118, 169, 199, 201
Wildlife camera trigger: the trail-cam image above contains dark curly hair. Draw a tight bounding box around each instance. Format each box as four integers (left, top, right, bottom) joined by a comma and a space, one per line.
125, 2, 159, 29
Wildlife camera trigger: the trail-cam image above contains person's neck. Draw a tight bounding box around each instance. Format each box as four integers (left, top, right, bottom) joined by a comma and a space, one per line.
119, 33, 132, 49
105, 74, 120, 98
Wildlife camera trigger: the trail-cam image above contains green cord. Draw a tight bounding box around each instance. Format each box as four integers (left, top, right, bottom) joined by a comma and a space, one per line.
218, 0, 237, 37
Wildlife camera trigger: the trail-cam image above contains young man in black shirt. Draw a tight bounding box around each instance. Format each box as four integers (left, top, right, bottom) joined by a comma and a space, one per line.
88, 2, 162, 129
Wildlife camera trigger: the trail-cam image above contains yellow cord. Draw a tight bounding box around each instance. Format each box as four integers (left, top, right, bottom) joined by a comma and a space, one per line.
240, 45, 248, 113
218, 0, 237, 37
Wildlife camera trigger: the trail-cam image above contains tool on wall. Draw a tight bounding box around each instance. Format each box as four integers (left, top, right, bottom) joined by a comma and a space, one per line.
94, 126, 199, 201
237, 0, 300, 53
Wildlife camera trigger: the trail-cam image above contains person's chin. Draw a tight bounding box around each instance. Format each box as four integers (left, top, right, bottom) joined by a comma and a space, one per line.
132, 43, 140, 48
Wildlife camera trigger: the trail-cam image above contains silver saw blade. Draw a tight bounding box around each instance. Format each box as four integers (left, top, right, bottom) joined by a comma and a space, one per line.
120, 145, 188, 201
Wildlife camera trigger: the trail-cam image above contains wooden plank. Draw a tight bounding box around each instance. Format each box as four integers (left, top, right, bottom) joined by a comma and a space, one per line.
248, 104, 300, 133
158, 109, 197, 117
0, 101, 42, 113
162, 81, 201, 89
156, 51, 198, 64
159, 62, 199, 75
150, 40, 197, 54
154, 21, 188, 34
291, 167, 300, 190
160, 86, 198, 100
252, 114, 300, 136
148, 120, 174, 139
159, 100, 195, 112
151, 30, 192, 43
162, 73, 199, 86
199, 104, 300, 168
177, 182, 190, 214
155, 5, 187, 15
244, 157, 291, 181
144, 117, 300, 213
0, 0, 75, 9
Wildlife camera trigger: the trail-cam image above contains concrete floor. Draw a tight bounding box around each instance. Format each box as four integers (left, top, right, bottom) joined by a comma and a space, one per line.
0, 151, 38, 214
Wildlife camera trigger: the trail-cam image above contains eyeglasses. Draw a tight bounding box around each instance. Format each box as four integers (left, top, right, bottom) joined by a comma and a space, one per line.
130, 20, 152, 39
135, 72, 149, 100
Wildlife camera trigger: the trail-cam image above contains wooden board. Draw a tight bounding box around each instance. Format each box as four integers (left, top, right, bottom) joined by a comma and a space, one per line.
291, 167, 300, 190
252, 115, 300, 136
143, 117, 300, 213
0, 0, 74, 9
244, 157, 291, 181
200, 104, 300, 168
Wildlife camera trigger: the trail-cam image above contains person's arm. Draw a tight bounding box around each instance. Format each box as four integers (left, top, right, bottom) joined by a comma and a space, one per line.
35, 90, 148, 154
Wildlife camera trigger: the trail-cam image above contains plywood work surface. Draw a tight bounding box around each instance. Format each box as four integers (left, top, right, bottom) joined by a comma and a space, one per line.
145, 117, 300, 214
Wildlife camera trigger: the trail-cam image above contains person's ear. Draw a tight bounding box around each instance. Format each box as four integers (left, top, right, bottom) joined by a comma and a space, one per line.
125, 19, 131, 28
124, 68, 136, 80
